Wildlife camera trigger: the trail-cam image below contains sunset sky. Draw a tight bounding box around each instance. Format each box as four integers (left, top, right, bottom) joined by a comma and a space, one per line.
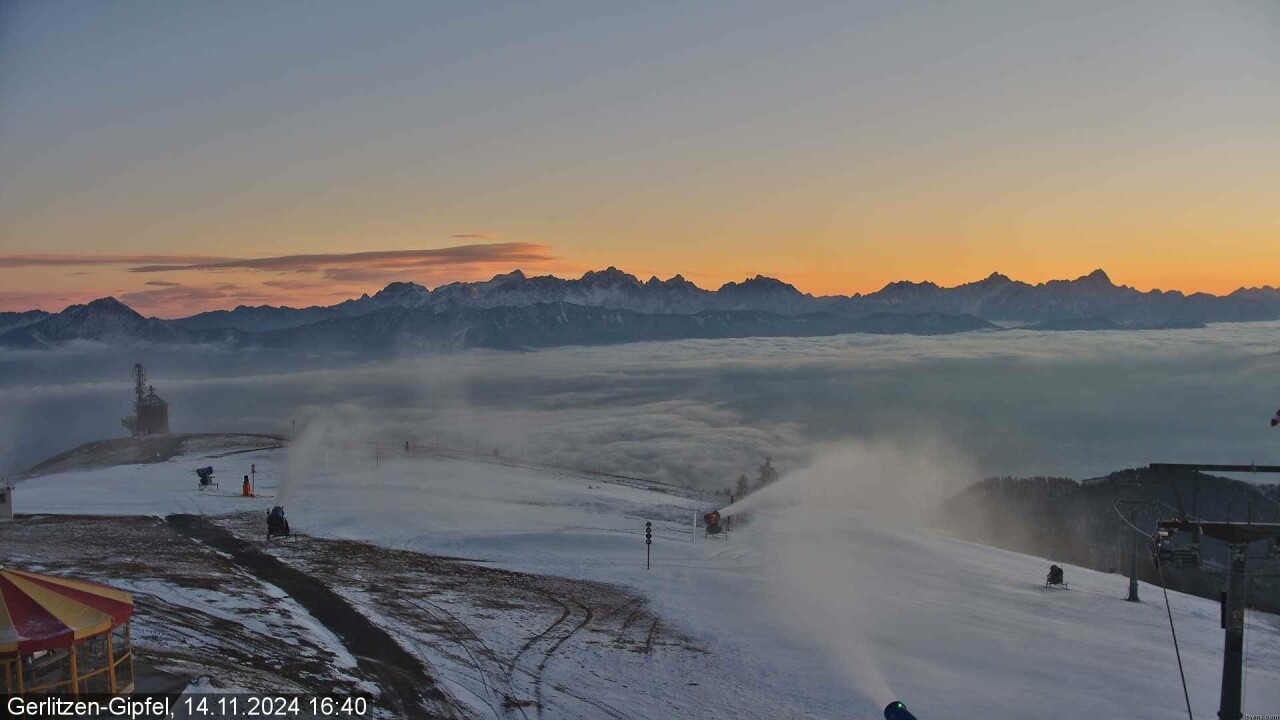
2, 2, 1277, 317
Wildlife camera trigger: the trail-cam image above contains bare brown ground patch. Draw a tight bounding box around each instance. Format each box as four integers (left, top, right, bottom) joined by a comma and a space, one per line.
214, 513, 702, 719
0, 515, 371, 698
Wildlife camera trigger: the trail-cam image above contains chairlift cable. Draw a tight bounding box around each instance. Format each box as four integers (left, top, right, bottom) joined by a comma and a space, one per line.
1136, 492, 1192, 718
1242, 559, 1252, 714
1252, 463, 1280, 519
1239, 463, 1280, 515
1188, 570, 1280, 578
1112, 500, 1155, 540
1158, 500, 1200, 522
1156, 560, 1194, 720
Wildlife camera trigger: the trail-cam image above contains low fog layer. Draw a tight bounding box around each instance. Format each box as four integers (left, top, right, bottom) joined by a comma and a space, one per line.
2, 322, 1279, 487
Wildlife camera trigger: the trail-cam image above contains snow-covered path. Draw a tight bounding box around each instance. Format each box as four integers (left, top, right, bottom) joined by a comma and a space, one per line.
14, 446, 1280, 719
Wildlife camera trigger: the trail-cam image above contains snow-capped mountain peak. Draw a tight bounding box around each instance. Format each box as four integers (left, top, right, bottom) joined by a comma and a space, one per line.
370, 281, 432, 307
579, 267, 642, 289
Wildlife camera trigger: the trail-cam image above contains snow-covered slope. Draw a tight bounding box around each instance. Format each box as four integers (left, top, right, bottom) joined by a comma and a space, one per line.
14, 447, 1280, 719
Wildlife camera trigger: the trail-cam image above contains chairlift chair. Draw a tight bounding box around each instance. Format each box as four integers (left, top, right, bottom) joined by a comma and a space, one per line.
1152, 527, 1201, 570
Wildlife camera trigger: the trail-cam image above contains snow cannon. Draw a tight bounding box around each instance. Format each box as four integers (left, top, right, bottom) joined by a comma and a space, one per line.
195, 466, 216, 489
704, 510, 723, 536
884, 701, 918, 720
267, 505, 290, 539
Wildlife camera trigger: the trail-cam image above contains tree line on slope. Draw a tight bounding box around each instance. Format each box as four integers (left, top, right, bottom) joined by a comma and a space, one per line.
934, 468, 1280, 613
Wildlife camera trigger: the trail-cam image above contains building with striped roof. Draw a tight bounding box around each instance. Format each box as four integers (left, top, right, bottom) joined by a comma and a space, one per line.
0, 567, 134, 695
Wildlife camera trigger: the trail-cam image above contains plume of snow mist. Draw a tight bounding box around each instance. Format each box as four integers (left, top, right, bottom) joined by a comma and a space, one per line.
0, 408, 16, 479
281, 422, 324, 507
281, 408, 381, 506
721, 437, 969, 526
731, 438, 976, 708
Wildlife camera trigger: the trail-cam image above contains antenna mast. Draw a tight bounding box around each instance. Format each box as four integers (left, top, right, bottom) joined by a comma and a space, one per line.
133, 362, 146, 413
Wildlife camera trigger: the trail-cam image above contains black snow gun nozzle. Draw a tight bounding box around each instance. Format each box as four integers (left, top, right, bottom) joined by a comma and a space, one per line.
884, 701, 918, 720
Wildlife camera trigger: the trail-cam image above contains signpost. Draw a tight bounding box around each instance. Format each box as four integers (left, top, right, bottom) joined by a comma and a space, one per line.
645, 521, 652, 569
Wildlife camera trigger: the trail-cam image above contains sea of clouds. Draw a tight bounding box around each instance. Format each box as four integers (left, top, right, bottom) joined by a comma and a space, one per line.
2, 322, 1279, 492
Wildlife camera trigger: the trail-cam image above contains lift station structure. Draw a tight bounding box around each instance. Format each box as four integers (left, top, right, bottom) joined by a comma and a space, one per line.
1149, 462, 1280, 720
120, 363, 169, 437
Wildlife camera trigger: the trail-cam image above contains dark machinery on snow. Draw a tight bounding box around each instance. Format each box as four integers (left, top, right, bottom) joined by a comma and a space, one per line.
195, 466, 216, 490
1045, 564, 1066, 588
267, 505, 290, 540
704, 510, 723, 536
884, 701, 919, 720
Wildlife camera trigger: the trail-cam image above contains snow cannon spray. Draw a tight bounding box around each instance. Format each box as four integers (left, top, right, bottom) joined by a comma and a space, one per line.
884, 701, 918, 720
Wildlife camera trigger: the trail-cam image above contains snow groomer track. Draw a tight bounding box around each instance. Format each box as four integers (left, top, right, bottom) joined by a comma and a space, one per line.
166, 514, 456, 719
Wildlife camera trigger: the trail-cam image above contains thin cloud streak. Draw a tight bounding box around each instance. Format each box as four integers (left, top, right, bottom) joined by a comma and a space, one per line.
0, 243, 563, 314
0, 254, 233, 268
261, 279, 331, 291
126, 243, 554, 273
119, 282, 284, 310
115, 282, 362, 316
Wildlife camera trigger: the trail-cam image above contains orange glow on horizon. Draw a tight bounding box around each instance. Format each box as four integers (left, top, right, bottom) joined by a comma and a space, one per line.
2, 249, 1276, 319
3, 2, 1277, 318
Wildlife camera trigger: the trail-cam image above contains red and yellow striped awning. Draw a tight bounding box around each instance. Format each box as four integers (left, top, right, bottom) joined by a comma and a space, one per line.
0, 568, 133, 655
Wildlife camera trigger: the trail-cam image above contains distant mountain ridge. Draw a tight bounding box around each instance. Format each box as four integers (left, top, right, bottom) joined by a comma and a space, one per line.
0, 298, 243, 347
0, 295, 993, 352
824, 269, 1275, 324
172, 267, 1280, 331
1, 267, 1275, 351
0, 309, 51, 335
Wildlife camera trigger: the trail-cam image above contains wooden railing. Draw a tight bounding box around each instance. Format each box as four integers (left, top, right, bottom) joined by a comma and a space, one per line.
2, 656, 21, 693
21, 674, 76, 694
2, 647, 133, 695
109, 649, 134, 694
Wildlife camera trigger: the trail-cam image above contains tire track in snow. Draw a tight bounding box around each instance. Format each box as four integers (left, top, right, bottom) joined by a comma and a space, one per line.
546, 683, 628, 720
531, 598, 593, 719
600, 597, 641, 623
166, 514, 457, 719
619, 600, 646, 637
643, 619, 660, 655
508, 603, 571, 676
406, 597, 530, 720
504, 589, 600, 720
